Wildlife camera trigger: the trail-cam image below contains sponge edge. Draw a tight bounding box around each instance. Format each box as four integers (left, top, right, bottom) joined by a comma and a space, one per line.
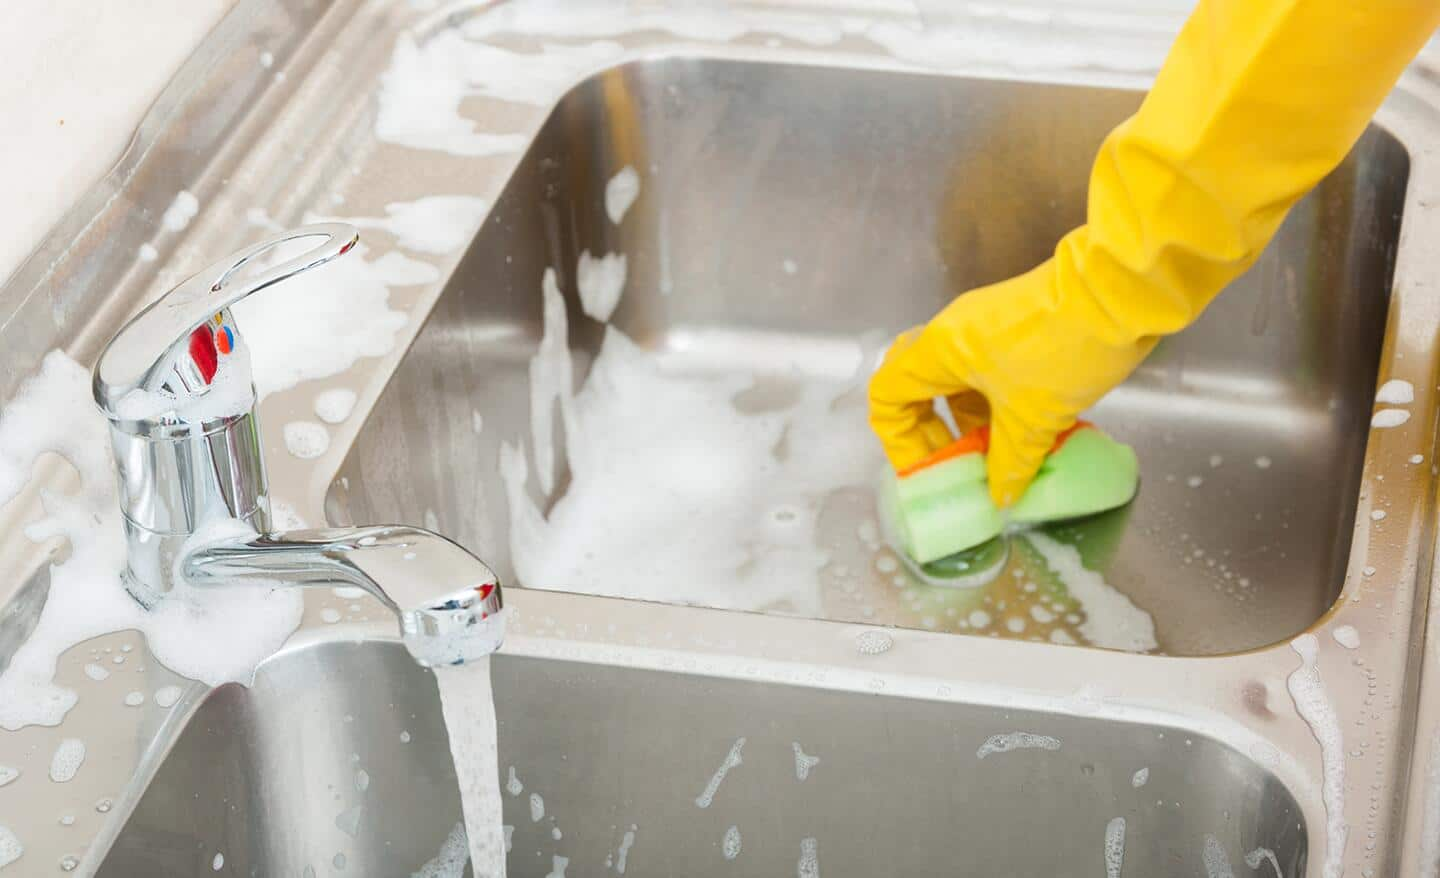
882, 425, 1139, 565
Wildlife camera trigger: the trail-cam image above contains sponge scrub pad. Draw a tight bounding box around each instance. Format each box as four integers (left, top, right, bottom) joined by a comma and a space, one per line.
880, 423, 1139, 565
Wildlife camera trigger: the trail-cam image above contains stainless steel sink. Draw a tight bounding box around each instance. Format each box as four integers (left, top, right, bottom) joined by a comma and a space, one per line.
330, 57, 1409, 657
3, 1, 1440, 875
99, 640, 1306, 877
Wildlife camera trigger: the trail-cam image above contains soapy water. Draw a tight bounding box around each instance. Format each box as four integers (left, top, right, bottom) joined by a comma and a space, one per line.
1287, 634, 1345, 878
615, 827, 636, 873
315, 388, 358, 424
0, 353, 302, 730
1103, 817, 1125, 878
434, 660, 507, 878
696, 737, 746, 808
975, 731, 1061, 760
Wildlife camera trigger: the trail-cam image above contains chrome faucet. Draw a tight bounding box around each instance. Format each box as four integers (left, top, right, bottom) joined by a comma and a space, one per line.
91, 223, 503, 666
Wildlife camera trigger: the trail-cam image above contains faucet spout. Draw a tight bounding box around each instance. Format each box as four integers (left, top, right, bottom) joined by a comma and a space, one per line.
182, 525, 504, 667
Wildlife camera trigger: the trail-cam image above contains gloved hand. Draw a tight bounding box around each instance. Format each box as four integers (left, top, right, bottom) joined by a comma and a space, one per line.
869, 0, 1440, 508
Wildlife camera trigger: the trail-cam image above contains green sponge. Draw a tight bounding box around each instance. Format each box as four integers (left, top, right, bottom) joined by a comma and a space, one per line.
881, 424, 1139, 565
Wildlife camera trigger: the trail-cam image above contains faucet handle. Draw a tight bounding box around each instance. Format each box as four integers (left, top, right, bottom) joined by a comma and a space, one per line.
93, 223, 358, 424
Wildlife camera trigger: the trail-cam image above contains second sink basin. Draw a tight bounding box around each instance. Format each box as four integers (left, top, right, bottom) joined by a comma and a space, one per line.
98, 640, 1305, 876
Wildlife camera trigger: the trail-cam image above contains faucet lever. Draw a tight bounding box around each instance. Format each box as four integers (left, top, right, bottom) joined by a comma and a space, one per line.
93, 223, 357, 419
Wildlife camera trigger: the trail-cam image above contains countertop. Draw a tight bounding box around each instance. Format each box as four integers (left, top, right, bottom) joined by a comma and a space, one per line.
0, 1, 235, 289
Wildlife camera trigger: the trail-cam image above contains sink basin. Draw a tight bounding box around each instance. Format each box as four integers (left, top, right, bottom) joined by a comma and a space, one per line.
331, 58, 1409, 656
98, 640, 1305, 876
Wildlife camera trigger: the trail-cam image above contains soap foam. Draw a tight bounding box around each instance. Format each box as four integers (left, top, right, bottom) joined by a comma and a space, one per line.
615, 828, 636, 873
792, 742, 820, 781
576, 250, 627, 322
605, 167, 641, 225
48, 738, 85, 783
975, 731, 1060, 759
1331, 625, 1360, 650
695, 737, 746, 808
1103, 817, 1125, 878
503, 323, 876, 615
318, 196, 488, 254
1371, 409, 1410, 428
0, 825, 21, 869
722, 826, 741, 860
798, 837, 820, 878
1375, 379, 1414, 405
161, 190, 199, 231
1287, 633, 1346, 878
284, 421, 330, 459
314, 389, 358, 424
1025, 533, 1157, 653
411, 822, 469, 878
1131, 766, 1148, 788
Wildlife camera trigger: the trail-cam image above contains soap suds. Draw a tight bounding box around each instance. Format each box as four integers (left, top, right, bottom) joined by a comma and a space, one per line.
722, 826, 741, 860
0, 826, 21, 870
696, 737, 746, 808
615, 827, 636, 873
792, 742, 820, 781
503, 319, 877, 615
410, 822, 468, 878
124, 690, 145, 707
0, 353, 302, 730
975, 731, 1060, 759
1372, 409, 1410, 428
161, 190, 199, 231
138, 243, 159, 263
1375, 379, 1414, 405
1202, 834, 1234, 877
1244, 848, 1282, 878
544, 855, 569, 878
1287, 633, 1345, 878
212, 852, 225, 870
798, 837, 820, 878
83, 663, 110, 681
284, 421, 330, 459
1332, 625, 1360, 650
527, 268, 572, 498
376, 30, 616, 155
317, 195, 487, 254
529, 792, 545, 822
576, 250, 627, 322
605, 166, 641, 224
505, 766, 523, 796
233, 244, 419, 398
314, 389, 358, 424
49, 738, 85, 783
1103, 817, 1125, 878
1025, 533, 1157, 653
1131, 767, 1148, 788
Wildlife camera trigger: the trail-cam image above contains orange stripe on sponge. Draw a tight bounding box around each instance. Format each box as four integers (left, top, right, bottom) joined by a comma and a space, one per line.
896, 420, 1093, 479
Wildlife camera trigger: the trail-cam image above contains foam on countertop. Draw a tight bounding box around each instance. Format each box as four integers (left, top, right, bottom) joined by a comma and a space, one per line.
1287, 633, 1345, 878
0, 353, 303, 730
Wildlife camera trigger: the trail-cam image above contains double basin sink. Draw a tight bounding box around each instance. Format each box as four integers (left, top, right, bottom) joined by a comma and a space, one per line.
0, 0, 1437, 874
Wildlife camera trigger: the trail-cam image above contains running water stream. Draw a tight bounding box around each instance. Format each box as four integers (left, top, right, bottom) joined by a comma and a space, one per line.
435, 660, 507, 878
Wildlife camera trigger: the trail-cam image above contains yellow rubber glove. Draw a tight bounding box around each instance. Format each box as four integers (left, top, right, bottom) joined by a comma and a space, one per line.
869, 0, 1439, 508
